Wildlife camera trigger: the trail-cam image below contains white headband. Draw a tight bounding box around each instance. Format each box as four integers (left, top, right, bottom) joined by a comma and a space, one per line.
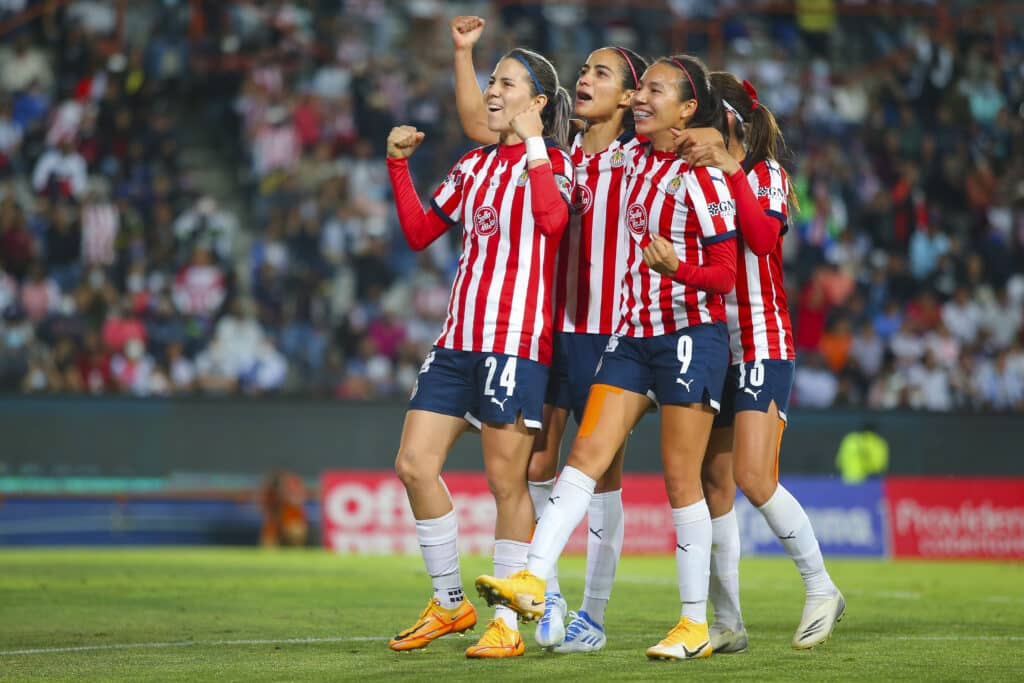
722, 99, 744, 124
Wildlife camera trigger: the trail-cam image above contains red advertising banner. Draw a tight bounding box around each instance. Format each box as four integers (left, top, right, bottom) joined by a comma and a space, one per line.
320, 470, 675, 555
885, 477, 1024, 559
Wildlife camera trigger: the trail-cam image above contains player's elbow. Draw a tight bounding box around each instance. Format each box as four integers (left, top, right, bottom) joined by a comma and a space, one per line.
747, 237, 776, 257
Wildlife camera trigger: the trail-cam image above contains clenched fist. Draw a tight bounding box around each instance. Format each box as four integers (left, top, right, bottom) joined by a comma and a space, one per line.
509, 101, 545, 141
386, 125, 425, 159
451, 16, 485, 50
642, 235, 680, 277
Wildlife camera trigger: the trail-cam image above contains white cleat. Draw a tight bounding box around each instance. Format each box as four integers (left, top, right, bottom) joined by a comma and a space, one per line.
792, 591, 845, 649
552, 610, 607, 653
709, 623, 748, 653
534, 593, 567, 649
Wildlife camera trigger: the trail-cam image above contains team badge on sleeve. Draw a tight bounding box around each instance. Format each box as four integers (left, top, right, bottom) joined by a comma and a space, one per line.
447, 168, 464, 188
556, 173, 572, 197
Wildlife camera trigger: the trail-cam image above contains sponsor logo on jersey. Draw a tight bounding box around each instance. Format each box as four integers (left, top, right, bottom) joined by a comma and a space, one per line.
473, 205, 500, 237
626, 203, 648, 237
707, 199, 736, 217
758, 186, 787, 200
572, 183, 594, 214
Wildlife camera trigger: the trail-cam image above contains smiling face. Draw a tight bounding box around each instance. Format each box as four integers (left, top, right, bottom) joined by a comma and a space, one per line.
484, 58, 542, 133
574, 48, 634, 123
631, 62, 697, 145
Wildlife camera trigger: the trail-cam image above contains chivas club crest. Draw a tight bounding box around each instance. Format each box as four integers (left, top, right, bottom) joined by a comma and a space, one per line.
610, 149, 626, 168
667, 175, 683, 194
516, 168, 529, 187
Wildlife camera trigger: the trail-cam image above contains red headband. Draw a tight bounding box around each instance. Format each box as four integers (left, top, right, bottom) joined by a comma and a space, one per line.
742, 79, 759, 110
612, 47, 638, 88
668, 59, 699, 109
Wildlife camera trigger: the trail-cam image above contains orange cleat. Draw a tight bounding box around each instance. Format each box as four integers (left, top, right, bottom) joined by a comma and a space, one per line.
388, 598, 477, 651
474, 569, 546, 621
464, 618, 525, 658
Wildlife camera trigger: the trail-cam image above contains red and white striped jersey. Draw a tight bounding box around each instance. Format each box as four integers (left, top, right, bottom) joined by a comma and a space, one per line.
430, 141, 573, 365
554, 131, 643, 335
618, 146, 737, 337
726, 158, 795, 362
81, 202, 120, 267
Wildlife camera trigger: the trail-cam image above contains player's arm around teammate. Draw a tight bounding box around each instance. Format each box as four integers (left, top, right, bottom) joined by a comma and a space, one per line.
682, 74, 845, 652
477, 54, 740, 662
385, 47, 574, 659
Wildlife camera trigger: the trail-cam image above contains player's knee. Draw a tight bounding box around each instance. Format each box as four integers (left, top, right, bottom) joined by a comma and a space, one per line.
394, 448, 435, 489
703, 474, 735, 511
735, 468, 774, 507
527, 452, 557, 482
486, 473, 525, 503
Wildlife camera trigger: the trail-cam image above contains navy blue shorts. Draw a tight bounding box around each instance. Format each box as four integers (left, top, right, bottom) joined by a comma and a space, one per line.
408, 347, 548, 430
713, 359, 795, 428
545, 332, 610, 423
593, 322, 729, 410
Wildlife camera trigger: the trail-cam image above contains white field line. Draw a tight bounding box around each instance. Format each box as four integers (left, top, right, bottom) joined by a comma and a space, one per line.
3, 633, 1024, 657
0, 636, 388, 657
563, 572, 930, 600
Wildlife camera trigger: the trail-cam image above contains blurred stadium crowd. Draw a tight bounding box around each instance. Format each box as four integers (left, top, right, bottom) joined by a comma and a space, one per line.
0, 1, 1021, 411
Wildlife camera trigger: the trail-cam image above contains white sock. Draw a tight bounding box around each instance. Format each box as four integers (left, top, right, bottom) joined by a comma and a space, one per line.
709, 508, 743, 630
526, 466, 596, 581
758, 484, 837, 618
416, 510, 463, 609
528, 478, 561, 595
493, 539, 530, 630
528, 478, 555, 522
581, 489, 624, 626
673, 499, 712, 624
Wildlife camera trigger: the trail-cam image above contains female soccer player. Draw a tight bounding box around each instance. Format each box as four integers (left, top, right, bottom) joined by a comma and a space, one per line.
450, 15, 649, 653
384, 45, 573, 659
680, 73, 845, 652
476, 54, 739, 662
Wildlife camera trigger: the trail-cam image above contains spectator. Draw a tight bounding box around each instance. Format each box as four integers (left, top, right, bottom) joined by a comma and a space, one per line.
172, 246, 226, 317
32, 139, 87, 200
793, 352, 838, 408
173, 195, 238, 264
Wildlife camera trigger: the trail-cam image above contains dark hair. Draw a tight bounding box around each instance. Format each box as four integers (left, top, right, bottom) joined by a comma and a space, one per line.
604, 46, 649, 131
656, 54, 725, 135
710, 71, 799, 211
505, 48, 573, 149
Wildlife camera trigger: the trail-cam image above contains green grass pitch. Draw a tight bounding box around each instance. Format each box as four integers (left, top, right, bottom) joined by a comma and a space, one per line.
2, 548, 1023, 681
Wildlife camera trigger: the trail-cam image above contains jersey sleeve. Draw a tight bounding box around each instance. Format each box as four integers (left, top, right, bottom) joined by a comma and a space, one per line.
751, 159, 790, 234
685, 166, 737, 245
547, 144, 574, 206
430, 152, 474, 226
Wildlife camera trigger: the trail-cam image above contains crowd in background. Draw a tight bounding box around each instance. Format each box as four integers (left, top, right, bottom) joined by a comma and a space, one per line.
0, 0, 1022, 412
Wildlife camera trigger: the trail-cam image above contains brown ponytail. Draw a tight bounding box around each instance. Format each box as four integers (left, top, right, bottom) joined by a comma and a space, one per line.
710, 71, 800, 212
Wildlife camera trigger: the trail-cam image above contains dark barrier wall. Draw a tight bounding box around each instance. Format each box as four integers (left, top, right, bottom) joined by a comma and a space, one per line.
2, 396, 1022, 478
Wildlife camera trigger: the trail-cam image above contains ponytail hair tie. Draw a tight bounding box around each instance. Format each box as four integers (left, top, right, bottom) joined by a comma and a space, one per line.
742, 79, 759, 110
